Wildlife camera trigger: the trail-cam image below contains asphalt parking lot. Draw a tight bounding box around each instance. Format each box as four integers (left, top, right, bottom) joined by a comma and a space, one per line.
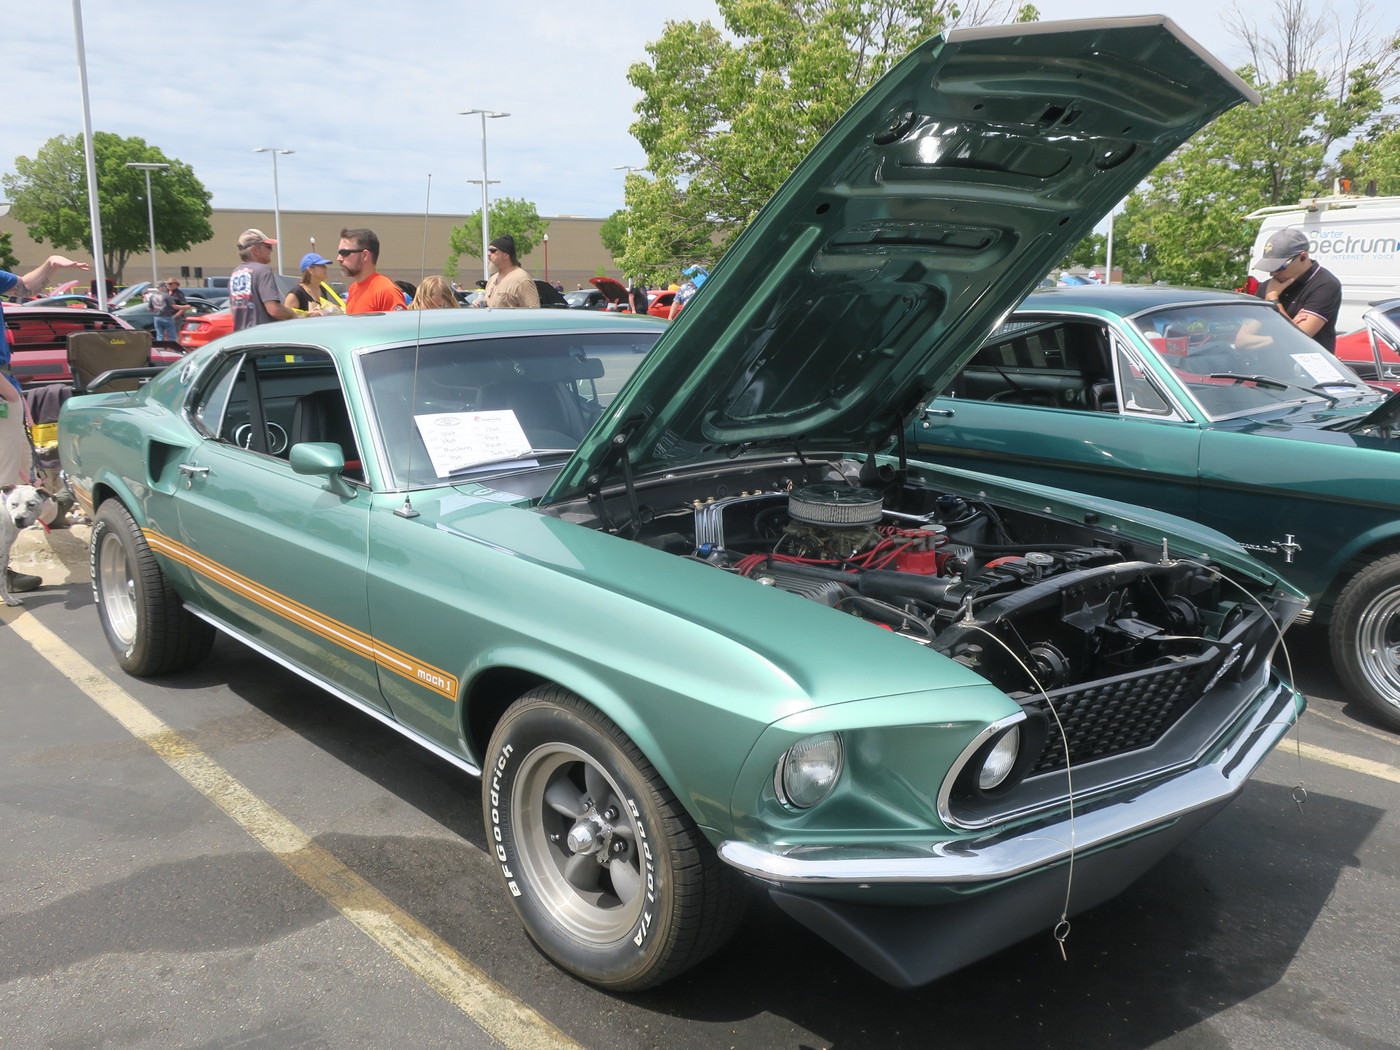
3, 525, 1399, 1050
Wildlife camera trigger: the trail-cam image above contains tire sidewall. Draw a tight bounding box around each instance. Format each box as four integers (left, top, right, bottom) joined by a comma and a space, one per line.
485, 700, 675, 987
1333, 556, 1400, 731
90, 503, 150, 670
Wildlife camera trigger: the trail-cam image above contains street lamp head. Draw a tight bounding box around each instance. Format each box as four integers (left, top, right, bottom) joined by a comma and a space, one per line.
125, 162, 170, 171
253, 147, 295, 156
459, 109, 510, 119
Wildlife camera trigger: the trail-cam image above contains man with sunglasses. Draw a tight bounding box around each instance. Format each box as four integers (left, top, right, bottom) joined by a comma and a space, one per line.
230, 229, 296, 330
1252, 227, 1342, 351
480, 235, 539, 308
338, 228, 407, 314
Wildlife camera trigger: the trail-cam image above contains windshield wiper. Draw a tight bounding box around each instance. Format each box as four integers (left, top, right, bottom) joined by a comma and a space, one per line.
447, 448, 573, 474
1208, 373, 1338, 407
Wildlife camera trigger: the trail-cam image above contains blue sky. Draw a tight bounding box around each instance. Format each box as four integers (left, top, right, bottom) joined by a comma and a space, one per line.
6, 1, 1246, 222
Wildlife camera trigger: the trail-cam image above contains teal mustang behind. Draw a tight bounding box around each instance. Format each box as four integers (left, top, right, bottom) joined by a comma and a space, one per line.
915, 283, 1400, 731
61, 19, 1306, 990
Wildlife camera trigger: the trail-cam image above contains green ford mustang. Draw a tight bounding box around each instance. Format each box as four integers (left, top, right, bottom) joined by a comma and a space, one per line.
60, 18, 1307, 989
914, 283, 1400, 732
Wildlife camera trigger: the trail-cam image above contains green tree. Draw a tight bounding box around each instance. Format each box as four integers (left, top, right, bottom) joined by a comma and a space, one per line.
1338, 115, 1400, 194
1116, 65, 1385, 287
2, 133, 213, 282
599, 209, 628, 262
1058, 232, 1106, 273
445, 198, 549, 280
621, 0, 1036, 277
0, 232, 18, 273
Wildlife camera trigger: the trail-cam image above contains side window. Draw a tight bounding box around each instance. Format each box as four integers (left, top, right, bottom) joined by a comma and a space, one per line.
1111, 342, 1177, 417
952, 321, 1112, 411
189, 349, 355, 467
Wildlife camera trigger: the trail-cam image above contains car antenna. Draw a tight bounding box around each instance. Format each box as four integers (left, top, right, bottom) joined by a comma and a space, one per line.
395, 172, 432, 520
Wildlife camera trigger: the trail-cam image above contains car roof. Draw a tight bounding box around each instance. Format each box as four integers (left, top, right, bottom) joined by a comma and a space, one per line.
1017, 284, 1262, 315
207, 303, 667, 356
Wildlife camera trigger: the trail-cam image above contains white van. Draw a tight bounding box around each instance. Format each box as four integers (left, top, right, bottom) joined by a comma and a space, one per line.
1248, 194, 1400, 333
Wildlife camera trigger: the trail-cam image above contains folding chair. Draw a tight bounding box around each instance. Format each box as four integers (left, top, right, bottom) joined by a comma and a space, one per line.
66, 329, 154, 393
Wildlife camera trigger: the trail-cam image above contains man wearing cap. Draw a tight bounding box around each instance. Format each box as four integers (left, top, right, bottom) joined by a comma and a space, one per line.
338, 228, 407, 314
480, 235, 539, 308
230, 229, 295, 330
1252, 227, 1342, 351
151, 278, 190, 342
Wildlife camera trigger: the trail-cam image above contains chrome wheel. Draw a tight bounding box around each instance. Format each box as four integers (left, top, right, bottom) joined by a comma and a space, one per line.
90, 501, 214, 676
512, 742, 643, 943
485, 687, 745, 990
1332, 554, 1400, 732
96, 529, 138, 649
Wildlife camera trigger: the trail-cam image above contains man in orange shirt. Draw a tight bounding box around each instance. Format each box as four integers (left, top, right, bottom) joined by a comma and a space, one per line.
338, 228, 407, 314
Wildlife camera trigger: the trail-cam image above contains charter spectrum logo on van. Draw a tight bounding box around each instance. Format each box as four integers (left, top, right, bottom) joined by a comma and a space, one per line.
1305, 231, 1400, 259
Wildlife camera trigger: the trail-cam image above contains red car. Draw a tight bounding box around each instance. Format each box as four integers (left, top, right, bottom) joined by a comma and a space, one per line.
181, 277, 346, 348
3, 304, 183, 388
1334, 298, 1400, 390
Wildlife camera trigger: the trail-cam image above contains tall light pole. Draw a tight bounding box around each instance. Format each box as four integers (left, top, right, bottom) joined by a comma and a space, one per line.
71, 0, 109, 309
125, 161, 168, 286
542, 234, 549, 282
252, 147, 294, 274
459, 109, 509, 284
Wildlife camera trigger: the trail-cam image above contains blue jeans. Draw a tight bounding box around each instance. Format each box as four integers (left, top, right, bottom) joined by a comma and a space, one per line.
153, 315, 179, 342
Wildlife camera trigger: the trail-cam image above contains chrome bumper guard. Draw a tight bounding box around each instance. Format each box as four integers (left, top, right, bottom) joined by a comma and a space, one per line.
718, 680, 1300, 886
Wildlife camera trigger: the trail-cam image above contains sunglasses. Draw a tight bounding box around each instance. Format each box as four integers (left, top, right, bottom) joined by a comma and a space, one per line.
486, 247, 501, 255
337, 247, 365, 257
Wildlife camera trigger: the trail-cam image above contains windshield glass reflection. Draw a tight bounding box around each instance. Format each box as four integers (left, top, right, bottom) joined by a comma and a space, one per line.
1130, 303, 1377, 420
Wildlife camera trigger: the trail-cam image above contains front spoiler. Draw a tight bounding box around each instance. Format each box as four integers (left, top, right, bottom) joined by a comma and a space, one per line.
718, 678, 1301, 888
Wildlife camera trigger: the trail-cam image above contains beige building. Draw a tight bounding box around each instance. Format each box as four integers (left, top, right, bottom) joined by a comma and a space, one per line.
1, 207, 619, 294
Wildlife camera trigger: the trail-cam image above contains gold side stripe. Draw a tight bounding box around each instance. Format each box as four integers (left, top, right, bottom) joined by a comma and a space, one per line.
146, 529, 460, 701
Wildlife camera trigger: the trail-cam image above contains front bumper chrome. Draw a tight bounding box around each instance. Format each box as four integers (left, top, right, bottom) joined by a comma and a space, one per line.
718, 679, 1301, 886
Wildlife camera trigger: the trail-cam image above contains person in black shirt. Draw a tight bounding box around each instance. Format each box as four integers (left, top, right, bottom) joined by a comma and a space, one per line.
1252, 227, 1343, 351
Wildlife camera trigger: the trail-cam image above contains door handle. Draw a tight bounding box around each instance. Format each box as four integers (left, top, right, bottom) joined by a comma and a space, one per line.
177, 463, 210, 488
918, 408, 954, 428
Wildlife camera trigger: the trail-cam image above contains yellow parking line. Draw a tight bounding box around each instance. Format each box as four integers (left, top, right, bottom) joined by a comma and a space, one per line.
4, 610, 582, 1050
1293, 739, 1400, 785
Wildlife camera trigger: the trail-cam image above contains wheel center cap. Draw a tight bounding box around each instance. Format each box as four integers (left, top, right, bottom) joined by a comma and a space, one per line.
567, 817, 606, 855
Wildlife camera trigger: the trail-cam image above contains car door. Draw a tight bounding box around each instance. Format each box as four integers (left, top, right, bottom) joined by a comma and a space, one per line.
168, 345, 386, 711
913, 316, 1205, 521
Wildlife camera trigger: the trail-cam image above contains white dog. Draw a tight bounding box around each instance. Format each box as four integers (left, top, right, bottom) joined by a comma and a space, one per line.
2, 484, 51, 606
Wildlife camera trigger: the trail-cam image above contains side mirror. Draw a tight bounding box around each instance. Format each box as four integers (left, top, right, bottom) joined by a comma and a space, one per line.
290, 442, 357, 498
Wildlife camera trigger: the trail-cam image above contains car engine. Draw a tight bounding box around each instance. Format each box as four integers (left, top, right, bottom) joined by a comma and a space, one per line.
563, 456, 1295, 798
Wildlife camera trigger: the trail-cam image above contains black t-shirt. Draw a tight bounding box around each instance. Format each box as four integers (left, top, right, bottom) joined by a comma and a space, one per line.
1255, 261, 1342, 351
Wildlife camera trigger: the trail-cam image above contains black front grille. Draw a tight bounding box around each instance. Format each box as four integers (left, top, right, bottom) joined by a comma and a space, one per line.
1026, 649, 1225, 775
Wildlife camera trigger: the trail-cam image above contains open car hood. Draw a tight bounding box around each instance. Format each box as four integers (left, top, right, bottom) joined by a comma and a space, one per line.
590, 276, 631, 303
547, 16, 1257, 505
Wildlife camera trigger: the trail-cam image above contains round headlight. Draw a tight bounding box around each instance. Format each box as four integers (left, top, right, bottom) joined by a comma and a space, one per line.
776, 733, 844, 809
978, 725, 1021, 791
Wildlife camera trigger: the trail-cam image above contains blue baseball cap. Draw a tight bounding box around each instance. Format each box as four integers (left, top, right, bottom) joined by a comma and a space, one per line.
299, 252, 333, 269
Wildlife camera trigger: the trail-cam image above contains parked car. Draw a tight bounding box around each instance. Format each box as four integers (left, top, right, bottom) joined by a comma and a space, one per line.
1334, 297, 1400, 387
911, 282, 1400, 729
646, 288, 676, 318
59, 19, 1304, 991
564, 288, 607, 309
115, 296, 225, 334
3, 303, 183, 387
22, 294, 104, 309
180, 276, 334, 348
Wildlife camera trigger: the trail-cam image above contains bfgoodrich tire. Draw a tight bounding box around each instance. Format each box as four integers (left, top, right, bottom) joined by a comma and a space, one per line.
484, 686, 745, 990
1331, 553, 1400, 732
90, 501, 214, 676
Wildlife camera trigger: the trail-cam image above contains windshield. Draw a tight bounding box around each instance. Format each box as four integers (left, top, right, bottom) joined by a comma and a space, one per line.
1129, 302, 1376, 419
362, 330, 659, 489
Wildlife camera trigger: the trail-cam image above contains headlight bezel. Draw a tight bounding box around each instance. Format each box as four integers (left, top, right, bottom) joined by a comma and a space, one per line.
774, 731, 845, 809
